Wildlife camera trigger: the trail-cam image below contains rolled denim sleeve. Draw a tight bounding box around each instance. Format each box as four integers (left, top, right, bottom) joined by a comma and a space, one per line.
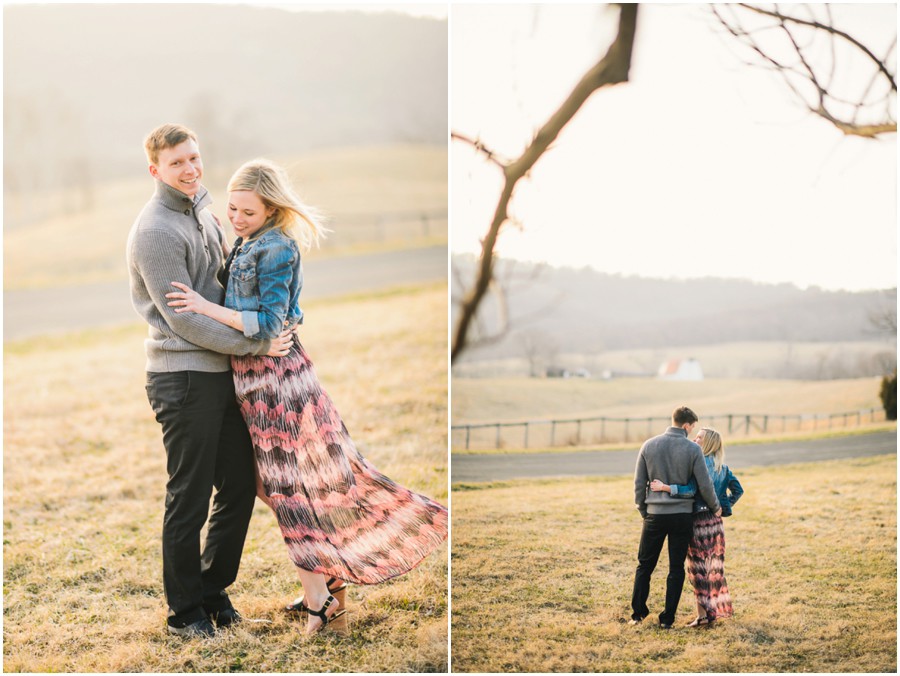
241, 309, 261, 338
669, 476, 697, 499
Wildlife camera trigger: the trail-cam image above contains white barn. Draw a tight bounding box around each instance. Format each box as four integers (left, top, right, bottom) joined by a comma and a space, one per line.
657, 358, 704, 381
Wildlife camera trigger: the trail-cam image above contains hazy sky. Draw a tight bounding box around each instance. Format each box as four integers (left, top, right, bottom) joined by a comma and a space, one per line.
264, 1, 447, 19
451, 4, 897, 292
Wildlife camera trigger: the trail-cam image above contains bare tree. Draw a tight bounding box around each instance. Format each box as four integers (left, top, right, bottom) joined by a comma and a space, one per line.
868, 288, 898, 336
520, 329, 560, 377
450, 255, 560, 356
450, 4, 639, 363
712, 4, 896, 138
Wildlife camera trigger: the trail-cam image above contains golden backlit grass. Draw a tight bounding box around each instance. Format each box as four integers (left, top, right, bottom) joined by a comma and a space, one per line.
451, 454, 897, 673
452, 376, 884, 423
5, 143, 447, 290
3, 283, 448, 673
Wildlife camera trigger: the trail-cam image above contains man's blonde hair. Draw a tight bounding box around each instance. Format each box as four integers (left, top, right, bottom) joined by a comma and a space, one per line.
144, 123, 198, 165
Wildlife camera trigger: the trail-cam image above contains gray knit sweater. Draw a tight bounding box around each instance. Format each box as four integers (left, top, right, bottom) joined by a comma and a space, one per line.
127, 180, 271, 372
634, 427, 721, 517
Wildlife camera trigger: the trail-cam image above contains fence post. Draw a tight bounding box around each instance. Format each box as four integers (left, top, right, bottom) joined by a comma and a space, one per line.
762, 415, 768, 434
495, 424, 501, 449
421, 213, 429, 237
624, 418, 630, 443
745, 415, 751, 435
551, 420, 556, 447
576, 419, 582, 445
728, 414, 733, 435
524, 422, 529, 449
601, 418, 606, 443
465, 426, 470, 450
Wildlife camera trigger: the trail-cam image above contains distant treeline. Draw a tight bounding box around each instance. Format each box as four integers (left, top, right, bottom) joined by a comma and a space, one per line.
451, 254, 896, 362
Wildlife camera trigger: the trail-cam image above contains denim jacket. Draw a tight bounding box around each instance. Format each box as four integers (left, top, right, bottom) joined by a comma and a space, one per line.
670, 455, 744, 517
222, 224, 303, 340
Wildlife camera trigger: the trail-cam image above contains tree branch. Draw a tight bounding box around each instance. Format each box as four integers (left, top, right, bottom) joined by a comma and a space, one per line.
451, 3, 639, 363
738, 3, 897, 91
713, 3, 897, 138
451, 131, 507, 168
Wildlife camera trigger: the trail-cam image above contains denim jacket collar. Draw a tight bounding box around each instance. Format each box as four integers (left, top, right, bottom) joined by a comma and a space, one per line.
228, 222, 281, 270
246, 220, 280, 244
154, 179, 212, 213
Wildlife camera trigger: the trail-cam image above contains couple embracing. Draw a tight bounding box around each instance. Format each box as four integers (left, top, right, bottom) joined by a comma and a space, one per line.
631, 406, 744, 629
127, 124, 448, 638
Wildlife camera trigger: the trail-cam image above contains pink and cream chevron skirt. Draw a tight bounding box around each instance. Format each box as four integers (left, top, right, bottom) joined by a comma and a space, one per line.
231, 335, 448, 584
686, 511, 734, 621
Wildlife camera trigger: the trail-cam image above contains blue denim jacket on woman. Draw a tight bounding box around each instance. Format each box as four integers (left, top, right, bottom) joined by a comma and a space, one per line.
223, 224, 303, 340
670, 455, 744, 517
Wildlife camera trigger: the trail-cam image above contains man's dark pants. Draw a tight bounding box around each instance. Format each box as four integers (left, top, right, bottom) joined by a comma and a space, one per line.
631, 512, 694, 625
146, 370, 256, 627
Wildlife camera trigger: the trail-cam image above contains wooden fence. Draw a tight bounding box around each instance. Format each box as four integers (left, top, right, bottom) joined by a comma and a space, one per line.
451, 408, 889, 451
321, 209, 447, 247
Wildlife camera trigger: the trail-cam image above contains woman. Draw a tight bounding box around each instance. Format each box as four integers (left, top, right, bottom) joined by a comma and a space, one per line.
649, 427, 743, 628
166, 159, 448, 635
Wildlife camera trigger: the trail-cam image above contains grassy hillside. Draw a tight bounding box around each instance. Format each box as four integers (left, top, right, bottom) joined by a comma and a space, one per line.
450, 455, 897, 672
3, 283, 448, 672
450, 256, 896, 373
5, 143, 447, 290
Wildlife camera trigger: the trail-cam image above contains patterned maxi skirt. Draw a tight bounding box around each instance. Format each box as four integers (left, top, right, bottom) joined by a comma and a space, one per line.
686, 511, 734, 621
231, 334, 448, 585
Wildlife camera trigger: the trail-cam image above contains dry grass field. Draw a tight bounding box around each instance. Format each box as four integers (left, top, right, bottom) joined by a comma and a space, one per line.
452, 375, 884, 424
452, 340, 896, 381
451, 454, 897, 673
3, 283, 448, 673
5, 143, 447, 290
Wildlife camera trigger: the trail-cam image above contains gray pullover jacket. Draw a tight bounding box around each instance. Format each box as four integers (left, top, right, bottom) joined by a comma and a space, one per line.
127, 180, 271, 372
634, 426, 721, 517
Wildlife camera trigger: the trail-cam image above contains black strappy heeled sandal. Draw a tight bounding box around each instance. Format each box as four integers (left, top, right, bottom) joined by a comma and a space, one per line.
285, 577, 348, 614
306, 594, 348, 635
686, 616, 715, 628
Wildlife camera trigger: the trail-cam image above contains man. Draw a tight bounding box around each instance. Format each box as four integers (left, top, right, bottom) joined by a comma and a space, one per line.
127, 123, 292, 638
630, 406, 721, 629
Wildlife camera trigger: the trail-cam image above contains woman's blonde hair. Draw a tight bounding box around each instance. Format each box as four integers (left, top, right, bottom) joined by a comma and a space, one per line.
698, 427, 724, 472
227, 159, 326, 250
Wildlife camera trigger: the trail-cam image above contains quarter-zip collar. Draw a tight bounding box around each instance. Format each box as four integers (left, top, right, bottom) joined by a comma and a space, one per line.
154, 179, 212, 214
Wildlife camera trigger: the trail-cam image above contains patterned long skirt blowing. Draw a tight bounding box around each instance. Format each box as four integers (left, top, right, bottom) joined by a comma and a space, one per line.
231, 334, 448, 584
686, 512, 734, 620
